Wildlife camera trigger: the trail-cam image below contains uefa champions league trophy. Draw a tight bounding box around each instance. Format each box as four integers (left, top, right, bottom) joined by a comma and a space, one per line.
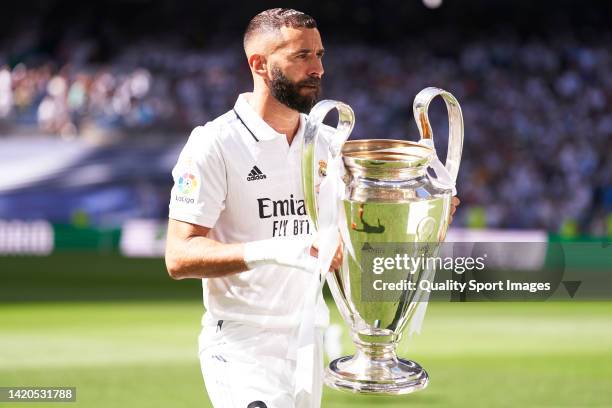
301, 87, 463, 394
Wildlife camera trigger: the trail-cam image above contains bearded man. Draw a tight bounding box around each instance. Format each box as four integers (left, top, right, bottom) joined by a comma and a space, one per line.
165, 8, 459, 408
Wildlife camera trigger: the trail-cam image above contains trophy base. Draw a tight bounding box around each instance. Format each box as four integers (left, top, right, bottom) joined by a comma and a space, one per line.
325, 352, 429, 395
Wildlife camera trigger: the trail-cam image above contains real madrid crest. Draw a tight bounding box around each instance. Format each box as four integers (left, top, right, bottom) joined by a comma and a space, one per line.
318, 160, 327, 177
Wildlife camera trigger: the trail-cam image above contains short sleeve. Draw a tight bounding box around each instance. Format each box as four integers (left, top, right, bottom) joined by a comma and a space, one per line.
168, 124, 227, 228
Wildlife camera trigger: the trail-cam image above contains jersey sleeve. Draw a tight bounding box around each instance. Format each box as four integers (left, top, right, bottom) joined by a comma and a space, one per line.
168, 124, 227, 228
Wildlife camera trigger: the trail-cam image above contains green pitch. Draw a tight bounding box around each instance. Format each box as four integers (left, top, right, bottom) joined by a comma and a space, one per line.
1, 253, 611, 407
1, 301, 611, 407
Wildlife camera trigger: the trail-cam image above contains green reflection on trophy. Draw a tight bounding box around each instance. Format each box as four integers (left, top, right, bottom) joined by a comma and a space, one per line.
302, 88, 464, 394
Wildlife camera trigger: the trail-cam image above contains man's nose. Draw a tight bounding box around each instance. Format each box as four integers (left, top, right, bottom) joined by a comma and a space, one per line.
309, 57, 324, 78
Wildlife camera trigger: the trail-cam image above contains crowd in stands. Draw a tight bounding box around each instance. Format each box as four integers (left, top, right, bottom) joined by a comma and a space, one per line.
1, 31, 611, 234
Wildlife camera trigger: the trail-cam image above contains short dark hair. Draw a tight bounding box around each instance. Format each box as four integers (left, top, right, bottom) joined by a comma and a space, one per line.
243, 8, 317, 50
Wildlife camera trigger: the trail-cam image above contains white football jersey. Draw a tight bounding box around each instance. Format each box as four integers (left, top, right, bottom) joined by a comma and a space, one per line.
169, 93, 332, 328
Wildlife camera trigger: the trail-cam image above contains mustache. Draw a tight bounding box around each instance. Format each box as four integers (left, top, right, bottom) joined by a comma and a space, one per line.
298, 77, 321, 88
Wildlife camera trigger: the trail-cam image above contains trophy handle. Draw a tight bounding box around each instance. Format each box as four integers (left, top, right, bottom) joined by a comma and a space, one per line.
413, 87, 464, 183
302, 100, 355, 229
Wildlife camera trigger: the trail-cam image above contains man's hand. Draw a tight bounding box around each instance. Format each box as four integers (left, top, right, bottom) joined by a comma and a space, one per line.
449, 196, 460, 224
310, 239, 343, 272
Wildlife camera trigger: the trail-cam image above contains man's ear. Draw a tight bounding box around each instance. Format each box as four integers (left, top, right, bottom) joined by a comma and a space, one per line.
248, 54, 268, 77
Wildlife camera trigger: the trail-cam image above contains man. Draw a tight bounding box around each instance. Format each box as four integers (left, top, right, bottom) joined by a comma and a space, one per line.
165, 8, 459, 408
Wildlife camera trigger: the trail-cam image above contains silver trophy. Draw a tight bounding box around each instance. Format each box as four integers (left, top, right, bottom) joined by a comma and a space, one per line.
302, 88, 463, 394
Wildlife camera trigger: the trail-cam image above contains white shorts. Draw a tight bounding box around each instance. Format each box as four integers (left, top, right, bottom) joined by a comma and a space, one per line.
198, 320, 324, 408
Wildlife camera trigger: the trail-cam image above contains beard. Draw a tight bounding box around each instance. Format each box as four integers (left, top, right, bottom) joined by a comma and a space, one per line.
268, 66, 321, 114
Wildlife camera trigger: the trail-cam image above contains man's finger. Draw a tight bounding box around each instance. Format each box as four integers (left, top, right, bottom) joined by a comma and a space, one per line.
329, 245, 343, 271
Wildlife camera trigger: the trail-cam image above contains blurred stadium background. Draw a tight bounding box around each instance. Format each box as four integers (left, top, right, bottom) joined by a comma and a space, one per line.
1, 0, 611, 407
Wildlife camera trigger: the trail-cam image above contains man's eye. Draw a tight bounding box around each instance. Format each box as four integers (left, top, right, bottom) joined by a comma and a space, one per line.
297, 54, 308, 59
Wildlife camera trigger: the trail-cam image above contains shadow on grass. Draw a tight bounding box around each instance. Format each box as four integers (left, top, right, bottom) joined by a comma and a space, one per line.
0, 251, 201, 302
1, 251, 337, 303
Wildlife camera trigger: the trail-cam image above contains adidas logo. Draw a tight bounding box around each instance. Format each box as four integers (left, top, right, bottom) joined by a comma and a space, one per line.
247, 165, 267, 181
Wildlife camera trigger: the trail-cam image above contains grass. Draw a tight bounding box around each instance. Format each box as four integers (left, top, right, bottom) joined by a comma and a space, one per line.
1, 301, 611, 407
1, 252, 611, 407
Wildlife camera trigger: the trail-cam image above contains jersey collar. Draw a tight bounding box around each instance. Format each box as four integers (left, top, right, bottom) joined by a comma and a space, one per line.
233, 93, 306, 143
